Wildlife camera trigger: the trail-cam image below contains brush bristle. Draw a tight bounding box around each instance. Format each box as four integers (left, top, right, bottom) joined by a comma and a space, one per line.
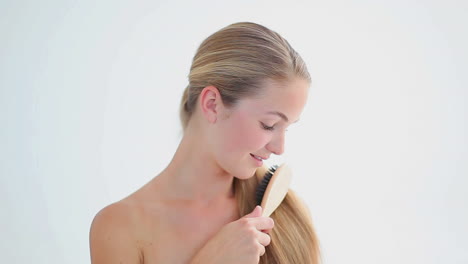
255, 165, 279, 205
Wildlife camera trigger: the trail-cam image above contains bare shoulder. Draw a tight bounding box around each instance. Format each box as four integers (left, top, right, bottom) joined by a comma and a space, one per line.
89, 200, 145, 264
89, 177, 198, 263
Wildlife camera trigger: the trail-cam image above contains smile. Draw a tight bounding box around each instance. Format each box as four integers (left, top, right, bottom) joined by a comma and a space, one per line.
250, 154, 263, 161
250, 153, 264, 167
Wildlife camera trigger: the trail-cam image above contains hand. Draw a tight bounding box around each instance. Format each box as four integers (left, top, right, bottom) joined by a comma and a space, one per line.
190, 205, 274, 264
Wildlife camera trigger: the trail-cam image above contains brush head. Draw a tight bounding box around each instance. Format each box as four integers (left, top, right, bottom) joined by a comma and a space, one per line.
254, 163, 293, 217
255, 165, 279, 206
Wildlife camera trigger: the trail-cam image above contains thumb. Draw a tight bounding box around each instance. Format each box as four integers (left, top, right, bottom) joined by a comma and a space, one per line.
244, 205, 263, 218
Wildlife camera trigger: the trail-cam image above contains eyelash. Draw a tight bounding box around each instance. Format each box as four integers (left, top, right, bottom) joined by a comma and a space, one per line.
261, 123, 275, 131
261, 122, 289, 132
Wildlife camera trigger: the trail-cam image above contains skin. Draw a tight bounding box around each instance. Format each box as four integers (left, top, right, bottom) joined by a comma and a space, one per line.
89, 76, 309, 263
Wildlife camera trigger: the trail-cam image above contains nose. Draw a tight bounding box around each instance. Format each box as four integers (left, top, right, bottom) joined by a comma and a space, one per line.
266, 131, 285, 155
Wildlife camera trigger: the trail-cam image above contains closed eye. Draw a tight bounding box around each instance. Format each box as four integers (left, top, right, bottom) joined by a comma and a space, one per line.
261, 122, 275, 131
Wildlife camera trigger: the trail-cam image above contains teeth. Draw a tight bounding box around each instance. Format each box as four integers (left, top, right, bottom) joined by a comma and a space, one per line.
252, 154, 263, 160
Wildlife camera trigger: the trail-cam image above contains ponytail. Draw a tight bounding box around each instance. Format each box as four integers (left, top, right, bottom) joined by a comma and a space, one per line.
233, 176, 321, 264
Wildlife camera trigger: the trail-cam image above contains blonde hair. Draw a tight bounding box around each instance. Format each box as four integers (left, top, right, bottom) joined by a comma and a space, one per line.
179, 22, 321, 264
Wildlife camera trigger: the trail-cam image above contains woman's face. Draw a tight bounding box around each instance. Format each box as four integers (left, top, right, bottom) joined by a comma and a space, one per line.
211, 77, 309, 179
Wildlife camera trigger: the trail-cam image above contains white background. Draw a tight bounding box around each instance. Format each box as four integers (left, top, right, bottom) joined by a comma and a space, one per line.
1, 0, 467, 263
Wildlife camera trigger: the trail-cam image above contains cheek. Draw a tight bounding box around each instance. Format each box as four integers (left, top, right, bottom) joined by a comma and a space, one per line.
223, 116, 267, 153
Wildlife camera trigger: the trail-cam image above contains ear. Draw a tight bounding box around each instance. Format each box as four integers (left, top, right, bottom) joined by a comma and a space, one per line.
199, 85, 224, 123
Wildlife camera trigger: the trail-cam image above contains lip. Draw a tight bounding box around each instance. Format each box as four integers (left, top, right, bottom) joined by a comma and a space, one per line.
250, 153, 264, 167
251, 153, 269, 160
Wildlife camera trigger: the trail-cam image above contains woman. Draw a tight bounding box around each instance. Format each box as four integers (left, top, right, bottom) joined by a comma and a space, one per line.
90, 22, 321, 264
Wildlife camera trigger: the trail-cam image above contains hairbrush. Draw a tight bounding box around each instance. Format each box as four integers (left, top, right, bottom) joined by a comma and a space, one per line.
254, 163, 292, 217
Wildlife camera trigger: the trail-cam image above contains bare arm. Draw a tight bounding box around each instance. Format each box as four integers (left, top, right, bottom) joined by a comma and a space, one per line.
89, 203, 143, 264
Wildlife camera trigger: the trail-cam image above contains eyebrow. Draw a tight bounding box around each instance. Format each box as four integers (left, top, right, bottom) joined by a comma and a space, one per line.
266, 111, 300, 123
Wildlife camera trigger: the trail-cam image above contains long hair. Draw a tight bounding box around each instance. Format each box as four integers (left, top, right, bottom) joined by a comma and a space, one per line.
179, 22, 321, 264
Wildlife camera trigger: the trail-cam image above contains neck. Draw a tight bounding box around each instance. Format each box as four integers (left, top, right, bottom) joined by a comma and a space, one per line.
158, 129, 235, 206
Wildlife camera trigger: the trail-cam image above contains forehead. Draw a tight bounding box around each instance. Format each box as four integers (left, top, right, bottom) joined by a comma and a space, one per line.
237, 77, 309, 121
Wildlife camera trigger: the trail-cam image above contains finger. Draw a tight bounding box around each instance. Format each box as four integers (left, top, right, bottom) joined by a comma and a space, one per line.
244, 205, 262, 218
249, 216, 274, 231
257, 231, 271, 247
257, 242, 266, 256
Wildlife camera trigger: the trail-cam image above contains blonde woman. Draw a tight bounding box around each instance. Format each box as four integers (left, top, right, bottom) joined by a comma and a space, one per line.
89, 22, 321, 264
